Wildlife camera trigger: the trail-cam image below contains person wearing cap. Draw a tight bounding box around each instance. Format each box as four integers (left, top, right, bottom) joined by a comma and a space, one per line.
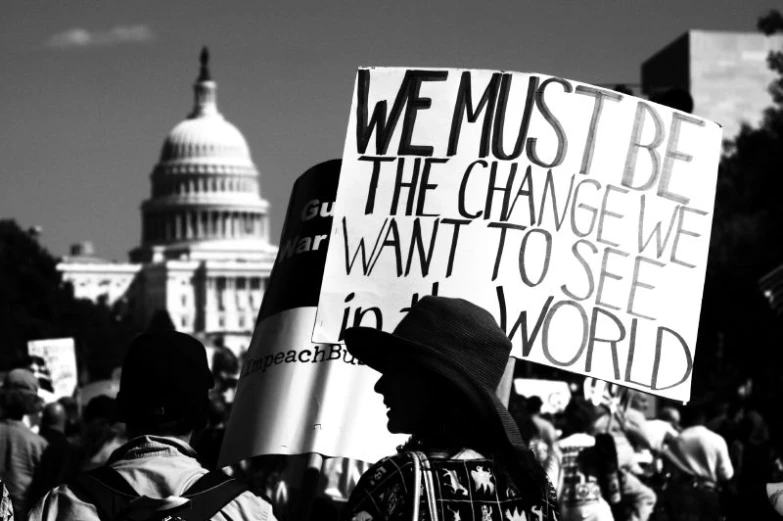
29, 331, 276, 521
340, 296, 558, 521
0, 368, 47, 519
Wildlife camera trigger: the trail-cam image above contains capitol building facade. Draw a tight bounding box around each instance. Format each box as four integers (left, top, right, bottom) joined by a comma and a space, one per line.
58, 49, 278, 354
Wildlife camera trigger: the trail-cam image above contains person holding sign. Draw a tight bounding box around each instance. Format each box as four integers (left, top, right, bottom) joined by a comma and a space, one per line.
340, 296, 558, 521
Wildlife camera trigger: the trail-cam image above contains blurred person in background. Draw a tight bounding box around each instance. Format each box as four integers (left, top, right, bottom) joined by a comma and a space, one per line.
593, 391, 656, 521
558, 396, 616, 521
79, 395, 127, 472
0, 369, 47, 519
660, 403, 734, 521
528, 396, 559, 449
211, 347, 240, 410
193, 396, 229, 471
27, 402, 79, 507
510, 394, 561, 491
55, 397, 81, 443
644, 406, 680, 454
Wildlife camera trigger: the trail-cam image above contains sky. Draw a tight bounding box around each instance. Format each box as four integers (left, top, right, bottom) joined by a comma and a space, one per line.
1, 0, 779, 261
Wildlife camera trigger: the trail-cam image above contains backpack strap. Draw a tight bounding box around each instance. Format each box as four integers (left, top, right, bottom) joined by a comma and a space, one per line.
179, 470, 249, 521
68, 467, 140, 521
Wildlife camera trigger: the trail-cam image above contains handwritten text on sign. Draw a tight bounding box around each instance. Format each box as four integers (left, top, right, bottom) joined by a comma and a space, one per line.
314, 68, 722, 402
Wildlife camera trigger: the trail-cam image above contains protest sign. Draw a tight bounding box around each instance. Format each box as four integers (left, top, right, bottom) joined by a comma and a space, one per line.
27, 337, 77, 400
219, 160, 405, 468
513, 378, 571, 414
313, 68, 722, 402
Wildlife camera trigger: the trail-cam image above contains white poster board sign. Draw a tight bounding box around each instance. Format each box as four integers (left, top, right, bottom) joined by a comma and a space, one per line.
28, 337, 77, 400
314, 68, 722, 402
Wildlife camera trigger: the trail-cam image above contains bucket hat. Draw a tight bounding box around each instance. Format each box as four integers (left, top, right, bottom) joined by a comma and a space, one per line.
343, 296, 524, 449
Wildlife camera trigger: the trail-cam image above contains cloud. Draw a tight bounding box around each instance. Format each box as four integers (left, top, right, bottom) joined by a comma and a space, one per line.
46, 25, 154, 49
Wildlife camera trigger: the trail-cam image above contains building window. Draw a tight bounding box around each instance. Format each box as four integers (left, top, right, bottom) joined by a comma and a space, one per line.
218, 317, 225, 328
239, 316, 245, 328
181, 294, 187, 307
217, 277, 226, 311
181, 316, 188, 328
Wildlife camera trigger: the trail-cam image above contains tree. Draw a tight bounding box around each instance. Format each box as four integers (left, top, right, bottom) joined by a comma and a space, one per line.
0, 220, 138, 380
701, 9, 783, 404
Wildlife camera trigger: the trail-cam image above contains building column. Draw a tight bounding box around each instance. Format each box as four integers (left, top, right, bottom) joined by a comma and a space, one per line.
164, 214, 172, 241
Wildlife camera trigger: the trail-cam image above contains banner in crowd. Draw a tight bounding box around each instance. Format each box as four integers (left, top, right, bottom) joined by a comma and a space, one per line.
219, 160, 405, 468
513, 379, 571, 414
27, 337, 77, 400
313, 67, 723, 402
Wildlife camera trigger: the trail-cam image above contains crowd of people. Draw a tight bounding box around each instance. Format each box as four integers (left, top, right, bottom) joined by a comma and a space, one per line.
0, 296, 781, 520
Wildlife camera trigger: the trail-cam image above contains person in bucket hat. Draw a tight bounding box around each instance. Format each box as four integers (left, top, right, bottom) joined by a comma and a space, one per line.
341, 296, 558, 521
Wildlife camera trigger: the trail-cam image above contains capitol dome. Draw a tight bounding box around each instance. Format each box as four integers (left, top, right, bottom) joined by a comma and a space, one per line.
133, 48, 272, 263
160, 116, 253, 166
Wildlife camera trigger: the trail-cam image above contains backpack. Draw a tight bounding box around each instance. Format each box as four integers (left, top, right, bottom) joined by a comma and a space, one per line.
68, 466, 248, 521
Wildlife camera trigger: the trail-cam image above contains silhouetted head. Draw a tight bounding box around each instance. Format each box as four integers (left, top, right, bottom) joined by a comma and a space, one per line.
526, 395, 544, 415
657, 406, 681, 427
117, 331, 213, 437
563, 397, 598, 436
1, 369, 42, 419
41, 401, 68, 433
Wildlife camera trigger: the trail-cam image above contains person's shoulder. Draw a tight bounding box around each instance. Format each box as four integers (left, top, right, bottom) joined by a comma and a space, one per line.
352, 453, 416, 493
369, 453, 415, 473
28, 482, 101, 521
699, 426, 731, 445
625, 408, 647, 423
33, 430, 49, 448
222, 490, 276, 521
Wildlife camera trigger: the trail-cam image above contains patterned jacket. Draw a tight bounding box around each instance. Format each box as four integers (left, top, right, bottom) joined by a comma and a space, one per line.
342, 449, 559, 521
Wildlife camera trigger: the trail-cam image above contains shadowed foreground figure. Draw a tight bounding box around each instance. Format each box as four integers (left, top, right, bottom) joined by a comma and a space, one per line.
340, 296, 558, 521
29, 331, 276, 521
